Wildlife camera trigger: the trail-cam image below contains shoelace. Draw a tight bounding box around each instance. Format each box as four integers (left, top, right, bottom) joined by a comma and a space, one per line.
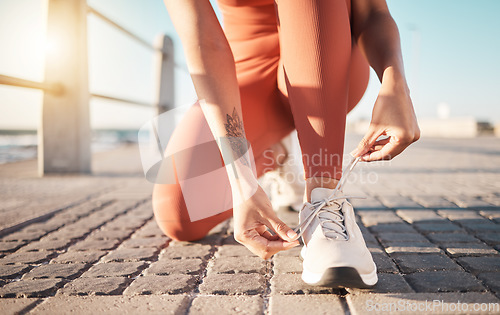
293, 156, 363, 240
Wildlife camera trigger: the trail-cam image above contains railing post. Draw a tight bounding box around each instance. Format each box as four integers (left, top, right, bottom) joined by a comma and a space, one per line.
39, 0, 91, 175
154, 34, 175, 115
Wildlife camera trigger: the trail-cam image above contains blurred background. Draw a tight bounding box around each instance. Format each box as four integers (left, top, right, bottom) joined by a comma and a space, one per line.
1, 0, 499, 167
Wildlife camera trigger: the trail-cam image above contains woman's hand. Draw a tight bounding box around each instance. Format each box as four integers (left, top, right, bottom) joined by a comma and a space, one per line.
233, 186, 300, 259
353, 68, 420, 161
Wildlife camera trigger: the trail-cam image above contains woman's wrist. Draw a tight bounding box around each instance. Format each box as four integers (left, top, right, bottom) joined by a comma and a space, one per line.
380, 66, 409, 95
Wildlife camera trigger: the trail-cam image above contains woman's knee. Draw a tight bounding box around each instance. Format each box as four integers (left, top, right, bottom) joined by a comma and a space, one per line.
152, 183, 205, 241
152, 183, 233, 242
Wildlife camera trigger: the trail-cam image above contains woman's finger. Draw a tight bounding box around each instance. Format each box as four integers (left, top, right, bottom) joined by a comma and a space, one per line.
361, 137, 406, 161
237, 227, 299, 259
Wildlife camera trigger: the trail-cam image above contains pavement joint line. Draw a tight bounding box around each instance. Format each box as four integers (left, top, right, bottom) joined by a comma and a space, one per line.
183, 220, 229, 315
338, 293, 352, 315
261, 255, 274, 314
16, 297, 44, 314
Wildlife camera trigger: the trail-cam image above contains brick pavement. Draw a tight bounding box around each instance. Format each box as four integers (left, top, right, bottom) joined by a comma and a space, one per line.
0, 136, 499, 314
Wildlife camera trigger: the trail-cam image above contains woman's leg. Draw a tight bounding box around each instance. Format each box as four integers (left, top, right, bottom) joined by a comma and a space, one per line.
275, 0, 368, 200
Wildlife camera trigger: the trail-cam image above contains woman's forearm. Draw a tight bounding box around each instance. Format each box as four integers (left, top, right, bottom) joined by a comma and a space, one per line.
164, 0, 243, 137
352, 0, 407, 88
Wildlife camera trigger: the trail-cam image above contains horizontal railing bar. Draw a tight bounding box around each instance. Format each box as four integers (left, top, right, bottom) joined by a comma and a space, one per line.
91, 93, 155, 108
87, 5, 158, 52
0, 74, 63, 94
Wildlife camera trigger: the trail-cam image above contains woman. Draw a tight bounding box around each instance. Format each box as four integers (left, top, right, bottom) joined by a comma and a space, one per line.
153, 0, 419, 288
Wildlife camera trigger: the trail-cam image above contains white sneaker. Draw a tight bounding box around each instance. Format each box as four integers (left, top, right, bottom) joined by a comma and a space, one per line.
297, 158, 377, 288
260, 131, 305, 212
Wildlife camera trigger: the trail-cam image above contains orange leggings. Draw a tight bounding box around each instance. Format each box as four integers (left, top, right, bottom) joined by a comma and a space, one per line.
153, 0, 369, 241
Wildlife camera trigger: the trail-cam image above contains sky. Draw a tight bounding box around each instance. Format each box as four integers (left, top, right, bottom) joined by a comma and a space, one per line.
0, 0, 499, 130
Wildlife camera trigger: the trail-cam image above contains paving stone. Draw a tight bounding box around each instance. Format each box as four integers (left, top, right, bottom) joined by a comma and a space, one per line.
369, 223, 416, 234
347, 292, 500, 315
144, 258, 203, 275
444, 243, 498, 257
77, 218, 111, 231
82, 262, 147, 278
52, 250, 107, 264
413, 222, 463, 233
0, 298, 40, 314
0, 240, 26, 252
189, 295, 262, 315
393, 254, 461, 273
24, 221, 64, 233
461, 223, 500, 233
274, 255, 302, 274
372, 253, 399, 273
270, 273, 342, 295
0, 251, 55, 265
348, 273, 413, 294
377, 232, 429, 245
359, 211, 404, 227
217, 244, 254, 257
124, 275, 196, 295
480, 210, 500, 221
457, 256, 500, 274
119, 236, 168, 248
23, 263, 87, 279
477, 233, 500, 244
0, 279, 63, 297
368, 245, 385, 254
448, 195, 495, 208
271, 245, 301, 257
437, 209, 483, 220
69, 239, 119, 251
0, 264, 32, 279
361, 230, 379, 244
349, 197, 386, 210
199, 273, 265, 295
31, 295, 189, 314
210, 256, 265, 274
396, 210, 446, 223
160, 244, 212, 259
411, 195, 458, 208
270, 294, 344, 314
1, 230, 47, 242
100, 248, 158, 262
404, 271, 486, 292
58, 277, 131, 296
44, 228, 91, 241
133, 221, 166, 238
101, 217, 147, 231
426, 232, 481, 244
87, 229, 133, 241
477, 272, 500, 293
385, 243, 442, 255
483, 196, 500, 207
378, 195, 423, 209
19, 239, 73, 252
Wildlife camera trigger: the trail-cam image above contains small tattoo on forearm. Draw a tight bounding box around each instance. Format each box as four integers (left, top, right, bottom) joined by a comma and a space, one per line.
224, 108, 249, 166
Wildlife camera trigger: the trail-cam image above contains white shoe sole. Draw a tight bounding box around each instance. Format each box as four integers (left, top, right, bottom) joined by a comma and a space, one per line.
300, 246, 378, 288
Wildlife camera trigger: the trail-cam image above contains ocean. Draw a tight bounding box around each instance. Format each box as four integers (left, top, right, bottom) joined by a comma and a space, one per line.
0, 129, 139, 165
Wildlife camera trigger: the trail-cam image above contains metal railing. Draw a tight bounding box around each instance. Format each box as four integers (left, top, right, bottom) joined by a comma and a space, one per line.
0, 0, 175, 175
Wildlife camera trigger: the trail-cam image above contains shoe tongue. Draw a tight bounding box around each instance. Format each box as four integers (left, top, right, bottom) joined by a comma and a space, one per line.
310, 187, 347, 240
310, 187, 336, 202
